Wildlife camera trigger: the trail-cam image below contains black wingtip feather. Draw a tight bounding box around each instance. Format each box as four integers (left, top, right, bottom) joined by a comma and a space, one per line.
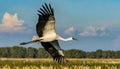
53, 56, 69, 64
42, 4, 49, 14
49, 4, 54, 15
40, 8, 46, 14
37, 10, 44, 15
45, 3, 51, 13
38, 3, 54, 16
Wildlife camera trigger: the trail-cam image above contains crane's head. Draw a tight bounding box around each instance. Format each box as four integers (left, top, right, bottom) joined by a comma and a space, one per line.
72, 37, 77, 40
68, 37, 77, 41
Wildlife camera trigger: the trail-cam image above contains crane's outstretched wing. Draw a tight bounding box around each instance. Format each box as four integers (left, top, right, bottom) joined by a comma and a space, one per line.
41, 40, 68, 63
20, 3, 55, 45
36, 3, 68, 63
36, 3, 55, 37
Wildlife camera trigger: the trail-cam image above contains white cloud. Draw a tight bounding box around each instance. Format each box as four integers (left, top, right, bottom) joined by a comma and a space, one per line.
113, 36, 120, 47
97, 26, 109, 36
79, 26, 109, 36
64, 26, 74, 35
79, 26, 97, 36
0, 12, 30, 33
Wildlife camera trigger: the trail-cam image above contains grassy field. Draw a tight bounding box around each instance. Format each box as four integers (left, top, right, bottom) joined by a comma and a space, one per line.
0, 58, 120, 69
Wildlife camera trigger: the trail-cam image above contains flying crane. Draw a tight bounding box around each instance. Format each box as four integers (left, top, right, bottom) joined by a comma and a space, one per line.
20, 3, 77, 63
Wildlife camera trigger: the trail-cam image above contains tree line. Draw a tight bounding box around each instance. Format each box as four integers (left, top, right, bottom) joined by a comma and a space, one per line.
0, 46, 120, 58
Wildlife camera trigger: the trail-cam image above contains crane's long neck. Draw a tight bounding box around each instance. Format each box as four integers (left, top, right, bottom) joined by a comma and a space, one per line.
57, 35, 72, 41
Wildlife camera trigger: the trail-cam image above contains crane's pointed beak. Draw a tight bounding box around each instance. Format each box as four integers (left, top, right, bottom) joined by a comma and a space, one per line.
72, 38, 77, 40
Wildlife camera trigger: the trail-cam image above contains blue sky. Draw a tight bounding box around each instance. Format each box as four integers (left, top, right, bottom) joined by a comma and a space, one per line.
0, 0, 120, 51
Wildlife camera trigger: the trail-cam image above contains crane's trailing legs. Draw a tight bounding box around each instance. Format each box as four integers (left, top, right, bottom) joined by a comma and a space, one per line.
20, 36, 42, 45
20, 40, 39, 45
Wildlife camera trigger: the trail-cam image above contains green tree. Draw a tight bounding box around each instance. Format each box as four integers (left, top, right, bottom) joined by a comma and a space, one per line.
0, 47, 10, 57
116, 51, 120, 58
86, 52, 96, 58
96, 49, 102, 58
10, 46, 26, 58
65, 49, 86, 58
36, 48, 50, 58
26, 47, 37, 58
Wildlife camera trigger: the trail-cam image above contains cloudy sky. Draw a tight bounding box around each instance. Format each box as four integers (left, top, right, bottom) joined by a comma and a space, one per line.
0, 0, 120, 51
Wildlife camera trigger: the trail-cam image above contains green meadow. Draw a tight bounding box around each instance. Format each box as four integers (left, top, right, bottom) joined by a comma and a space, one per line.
0, 58, 120, 69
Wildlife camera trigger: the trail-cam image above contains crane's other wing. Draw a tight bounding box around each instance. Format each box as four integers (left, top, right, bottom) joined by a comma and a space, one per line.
41, 40, 68, 63
36, 3, 55, 37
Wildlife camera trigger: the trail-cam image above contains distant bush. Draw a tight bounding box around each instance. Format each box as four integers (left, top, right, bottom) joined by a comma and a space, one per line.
0, 46, 120, 58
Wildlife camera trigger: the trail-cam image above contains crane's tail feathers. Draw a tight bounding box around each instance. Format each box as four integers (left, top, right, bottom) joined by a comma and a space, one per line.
32, 36, 40, 41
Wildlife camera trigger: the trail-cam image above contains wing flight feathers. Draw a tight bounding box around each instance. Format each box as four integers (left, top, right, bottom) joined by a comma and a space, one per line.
49, 4, 54, 15
36, 3, 55, 37
37, 3, 68, 63
45, 3, 51, 13
41, 41, 68, 63
38, 3, 54, 16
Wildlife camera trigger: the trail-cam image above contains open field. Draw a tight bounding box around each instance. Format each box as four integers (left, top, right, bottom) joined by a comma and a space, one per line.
0, 58, 120, 69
